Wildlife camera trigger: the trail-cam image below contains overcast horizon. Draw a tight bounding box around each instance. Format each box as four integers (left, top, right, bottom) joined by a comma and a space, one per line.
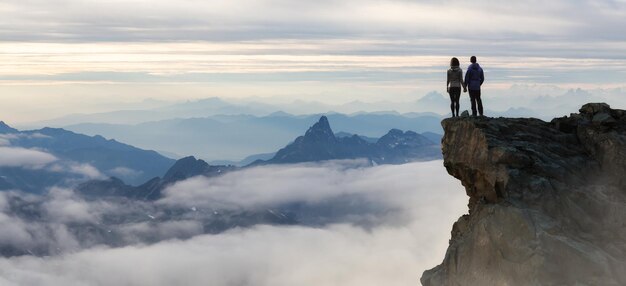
1, 0, 626, 123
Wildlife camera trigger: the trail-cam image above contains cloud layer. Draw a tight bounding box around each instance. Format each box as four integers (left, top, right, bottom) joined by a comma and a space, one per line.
0, 146, 57, 168
1, 0, 625, 124
0, 0, 624, 42
0, 160, 467, 285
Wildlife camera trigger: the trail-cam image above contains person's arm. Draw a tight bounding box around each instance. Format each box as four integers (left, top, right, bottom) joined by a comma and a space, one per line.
480, 69, 485, 86
446, 70, 450, 92
461, 69, 467, 92
464, 69, 470, 89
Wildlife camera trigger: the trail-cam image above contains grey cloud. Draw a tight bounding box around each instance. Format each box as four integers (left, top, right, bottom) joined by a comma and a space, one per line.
42, 188, 98, 224
44, 162, 106, 182
0, 0, 624, 43
159, 160, 458, 212
66, 163, 105, 180
0, 147, 58, 168
0, 213, 33, 248
117, 220, 204, 244
108, 167, 143, 179
0, 161, 467, 285
0, 224, 453, 286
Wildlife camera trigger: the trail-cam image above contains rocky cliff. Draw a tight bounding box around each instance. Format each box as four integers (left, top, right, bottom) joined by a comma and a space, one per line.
422, 103, 626, 286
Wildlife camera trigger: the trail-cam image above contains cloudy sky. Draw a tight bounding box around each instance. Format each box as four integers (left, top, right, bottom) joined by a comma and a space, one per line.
1, 0, 626, 123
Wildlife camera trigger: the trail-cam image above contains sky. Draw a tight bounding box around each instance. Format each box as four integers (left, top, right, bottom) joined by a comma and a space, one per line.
1, 0, 626, 123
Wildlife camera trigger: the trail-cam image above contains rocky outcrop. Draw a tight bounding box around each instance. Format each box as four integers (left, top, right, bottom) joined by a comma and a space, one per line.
422, 103, 626, 286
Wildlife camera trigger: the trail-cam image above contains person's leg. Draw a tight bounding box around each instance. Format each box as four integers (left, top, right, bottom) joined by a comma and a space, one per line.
476, 90, 483, 116
450, 87, 461, 117
449, 92, 455, 117
469, 90, 477, 116
454, 94, 460, 116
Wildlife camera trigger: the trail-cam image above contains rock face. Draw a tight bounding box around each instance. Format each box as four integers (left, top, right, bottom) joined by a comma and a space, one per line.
422, 103, 626, 286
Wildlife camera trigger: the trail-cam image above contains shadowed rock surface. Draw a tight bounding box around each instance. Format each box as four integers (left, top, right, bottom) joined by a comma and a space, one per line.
422, 103, 626, 286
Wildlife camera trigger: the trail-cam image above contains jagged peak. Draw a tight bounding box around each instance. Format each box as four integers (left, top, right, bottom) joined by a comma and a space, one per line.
313, 116, 331, 130
303, 116, 336, 141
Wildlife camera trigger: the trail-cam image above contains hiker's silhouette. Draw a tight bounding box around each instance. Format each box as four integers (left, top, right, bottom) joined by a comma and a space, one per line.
464, 56, 485, 117
446, 57, 465, 117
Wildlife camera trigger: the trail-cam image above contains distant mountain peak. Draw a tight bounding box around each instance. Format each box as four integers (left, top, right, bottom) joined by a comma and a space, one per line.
303, 116, 336, 142
162, 156, 209, 182
261, 116, 441, 165
316, 115, 330, 128
376, 129, 434, 150
387, 128, 404, 135
0, 121, 18, 133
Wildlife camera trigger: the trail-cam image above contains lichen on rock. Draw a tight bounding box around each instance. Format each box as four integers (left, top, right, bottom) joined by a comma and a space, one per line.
422, 103, 626, 286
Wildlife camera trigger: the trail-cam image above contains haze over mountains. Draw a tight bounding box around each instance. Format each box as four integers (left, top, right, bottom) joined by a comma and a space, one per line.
1, 114, 439, 195
0, 112, 452, 260
0, 121, 174, 189
64, 113, 443, 161
19, 86, 626, 129
74, 115, 441, 201
12, 86, 621, 162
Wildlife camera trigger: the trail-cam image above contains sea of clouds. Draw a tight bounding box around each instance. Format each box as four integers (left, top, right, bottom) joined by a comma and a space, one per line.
0, 158, 466, 286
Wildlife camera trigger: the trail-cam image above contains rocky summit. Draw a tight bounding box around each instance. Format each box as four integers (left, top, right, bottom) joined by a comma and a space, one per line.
260, 116, 441, 165
422, 103, 626, 286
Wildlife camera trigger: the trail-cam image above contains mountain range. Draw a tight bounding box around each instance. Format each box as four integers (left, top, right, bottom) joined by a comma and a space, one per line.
25, 96, 446, 127
77, 156, 236, 200
258, 116, 440, 165
0, 121, 174, 191
63, 113, 444, 161
78, 115, 441, 200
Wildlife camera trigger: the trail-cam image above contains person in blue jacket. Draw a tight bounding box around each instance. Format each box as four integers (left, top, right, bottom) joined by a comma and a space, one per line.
464, 56, 485, 116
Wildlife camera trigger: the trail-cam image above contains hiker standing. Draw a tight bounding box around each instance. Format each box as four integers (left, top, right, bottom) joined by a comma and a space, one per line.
464, 56, 485, 116
446, 57, 466, 117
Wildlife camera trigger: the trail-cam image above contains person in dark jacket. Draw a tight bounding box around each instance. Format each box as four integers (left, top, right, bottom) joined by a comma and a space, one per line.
446, 57, 466, 117
464, 56, 485, 116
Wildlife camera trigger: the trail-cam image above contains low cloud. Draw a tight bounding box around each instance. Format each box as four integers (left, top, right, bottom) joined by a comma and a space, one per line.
0, 147, 58, 168
0, 160, 467, 285
67, 163, 105, 180
0, 223, 455, 286
42, 188, 98, 224
46, 162, 106, 181
160, 160, 459, 212
108, 166, 143, 179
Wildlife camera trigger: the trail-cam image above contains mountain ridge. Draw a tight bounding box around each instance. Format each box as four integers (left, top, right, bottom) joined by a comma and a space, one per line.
0, 122, 175, 190
259, 116, 441, 165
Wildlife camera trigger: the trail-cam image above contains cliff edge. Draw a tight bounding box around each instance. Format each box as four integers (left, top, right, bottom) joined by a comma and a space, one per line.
422, 103, 626, 285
